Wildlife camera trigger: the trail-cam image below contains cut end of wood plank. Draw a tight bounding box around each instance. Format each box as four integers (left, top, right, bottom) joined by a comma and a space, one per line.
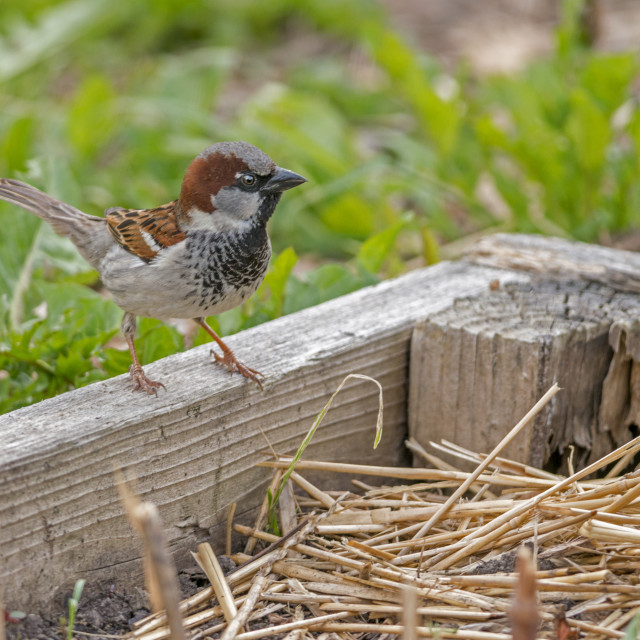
409, 278, 640, 470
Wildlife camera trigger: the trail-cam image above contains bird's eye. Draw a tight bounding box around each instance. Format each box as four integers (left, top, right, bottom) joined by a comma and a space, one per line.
240, 173, 256, 187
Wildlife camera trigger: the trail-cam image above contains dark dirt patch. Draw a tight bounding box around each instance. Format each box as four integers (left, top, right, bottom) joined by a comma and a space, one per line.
5, 571, 205, 640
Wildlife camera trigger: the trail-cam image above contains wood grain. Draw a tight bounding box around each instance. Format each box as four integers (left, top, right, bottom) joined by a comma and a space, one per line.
409, 234, 640, 472
0, 259, 521, 610
465, 233, 640, 293
5, 232, 640, 611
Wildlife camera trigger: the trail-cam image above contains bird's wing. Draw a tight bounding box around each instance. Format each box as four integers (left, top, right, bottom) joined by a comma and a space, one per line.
105, 201, 186, 262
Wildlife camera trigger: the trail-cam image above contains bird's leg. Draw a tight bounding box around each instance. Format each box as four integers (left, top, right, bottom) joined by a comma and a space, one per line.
195, 317, 263, 389
122, 312, 166, 396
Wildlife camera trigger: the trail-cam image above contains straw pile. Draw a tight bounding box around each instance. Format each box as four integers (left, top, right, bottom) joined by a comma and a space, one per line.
127, 387, 640, 640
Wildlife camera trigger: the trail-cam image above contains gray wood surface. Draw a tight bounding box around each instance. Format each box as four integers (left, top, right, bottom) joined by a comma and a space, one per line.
0, 258, 519, 610
409, 280, 640, 468
409, 233, 640, 473
466, 233, 640, 293
5, 232, 640, 611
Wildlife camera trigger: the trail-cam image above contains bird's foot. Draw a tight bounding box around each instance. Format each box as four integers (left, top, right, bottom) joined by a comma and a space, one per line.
210, 348, 263, 390
129, 364, 166, 396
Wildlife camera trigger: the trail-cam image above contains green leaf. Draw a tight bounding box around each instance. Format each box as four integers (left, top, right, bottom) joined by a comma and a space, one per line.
419, 225, 440, 265
491, 171, 531, 228
0, 0, 114, 81
0, 204, 43, 329
628, 109, 640, 173
357, 214, 411, 273
260, 247, 298, 317
555, 0, 587, 57
581, 53, 637, 115
565, 88, 611, 174
102, 320, 183, 378
0, 154, 99, 333
240, 87, 355, 173
321, 193, 375, 238
368, 30, 460, 155
67, 74, 116, 157
66, 578, 85, 640
138, 318, 184, 364
474, 115, 509, 150
0, 116, 35, 173
101, 347, 132, 377
284, 264, 366, 315
35, 282, 120, 332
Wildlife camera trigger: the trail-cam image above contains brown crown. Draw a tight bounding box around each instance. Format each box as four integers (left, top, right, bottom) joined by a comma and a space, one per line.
179, 152, 250, 213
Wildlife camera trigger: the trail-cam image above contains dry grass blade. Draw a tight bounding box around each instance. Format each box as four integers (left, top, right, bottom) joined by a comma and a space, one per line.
579, 518, 640, 543
259, 459, 562, 489
289, 471, 335, 509
320, 602, 496, 620
268, 373, 384, 521
602, 474, 640, 512
510, 547, 538, 640
245, 469, 283, 555
279, 480, 298, 534
405, 439, 498, 499
319, 622, 512, 639
234, 612, 349, 640
116, 474, 185, 640
220, 567, 269, 640
217, 506, 341, 640
280, 606, 305, 640
401, 583, 418, 640
227, 502, 237, 557
193, 543, 237, 622
432, 434, 640, 570
432, 440, 561, 481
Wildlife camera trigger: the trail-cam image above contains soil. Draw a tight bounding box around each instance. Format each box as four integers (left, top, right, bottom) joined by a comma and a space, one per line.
5, 569, 208, 640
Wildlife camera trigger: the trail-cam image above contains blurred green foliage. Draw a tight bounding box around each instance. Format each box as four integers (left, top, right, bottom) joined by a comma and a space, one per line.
0, 0, 639, 412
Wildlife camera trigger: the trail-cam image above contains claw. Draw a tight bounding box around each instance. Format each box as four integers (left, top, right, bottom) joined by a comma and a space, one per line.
129, 364, 166, 396
209, 348, 264, 390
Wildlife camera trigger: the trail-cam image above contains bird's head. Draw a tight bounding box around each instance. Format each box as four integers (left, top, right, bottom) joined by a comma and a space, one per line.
178, 141, 306, 232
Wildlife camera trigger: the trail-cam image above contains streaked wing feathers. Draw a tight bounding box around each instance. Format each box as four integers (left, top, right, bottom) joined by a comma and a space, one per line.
105, 201, 186, 262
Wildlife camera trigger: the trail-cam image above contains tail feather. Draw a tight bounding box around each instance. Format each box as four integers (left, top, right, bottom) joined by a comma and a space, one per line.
0, 178, 111, 268
0, 178, 93, 229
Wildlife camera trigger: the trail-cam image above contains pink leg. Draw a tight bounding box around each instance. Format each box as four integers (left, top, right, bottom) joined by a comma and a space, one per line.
195, 318, 263, 390
122, 313, 166, 396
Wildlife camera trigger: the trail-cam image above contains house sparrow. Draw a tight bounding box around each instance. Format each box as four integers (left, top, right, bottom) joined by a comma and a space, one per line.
0, 141, 306, 394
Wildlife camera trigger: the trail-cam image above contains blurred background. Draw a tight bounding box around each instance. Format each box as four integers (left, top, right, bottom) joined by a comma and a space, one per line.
1, 0, 639, 412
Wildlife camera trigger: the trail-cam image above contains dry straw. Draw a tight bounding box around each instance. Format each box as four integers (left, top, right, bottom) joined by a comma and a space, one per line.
127, 383, 640, 640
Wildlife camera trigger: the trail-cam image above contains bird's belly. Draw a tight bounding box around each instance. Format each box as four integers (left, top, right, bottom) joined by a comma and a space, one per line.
100, 237, 270, 319
109, 269, 265, 319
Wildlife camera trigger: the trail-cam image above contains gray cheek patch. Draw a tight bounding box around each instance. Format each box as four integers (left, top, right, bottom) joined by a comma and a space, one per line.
215, 186, 260, 221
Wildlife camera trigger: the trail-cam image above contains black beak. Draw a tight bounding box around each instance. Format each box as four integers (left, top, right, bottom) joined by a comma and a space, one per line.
263, 167, 307, 193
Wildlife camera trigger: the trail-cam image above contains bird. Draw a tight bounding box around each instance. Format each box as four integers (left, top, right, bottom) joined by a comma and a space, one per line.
0, 141, 306, 395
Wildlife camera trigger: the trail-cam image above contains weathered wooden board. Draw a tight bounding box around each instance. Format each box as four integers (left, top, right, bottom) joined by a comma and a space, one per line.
5, 232, 640, 611
409, 234, 640, 472
0, 258, 524, 610
467, 233, 640, 293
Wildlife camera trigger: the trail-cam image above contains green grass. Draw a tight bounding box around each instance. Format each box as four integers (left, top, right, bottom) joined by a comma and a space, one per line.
63, 578, 85, 640
267, 373, 383, 533
0, 0, 638, 413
